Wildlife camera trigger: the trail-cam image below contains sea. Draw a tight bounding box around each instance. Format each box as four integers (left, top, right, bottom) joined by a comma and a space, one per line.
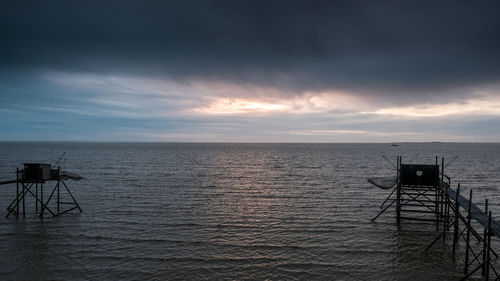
1, 142, 500, 280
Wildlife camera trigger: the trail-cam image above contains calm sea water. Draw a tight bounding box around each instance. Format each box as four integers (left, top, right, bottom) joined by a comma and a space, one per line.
1, 142, 500, 280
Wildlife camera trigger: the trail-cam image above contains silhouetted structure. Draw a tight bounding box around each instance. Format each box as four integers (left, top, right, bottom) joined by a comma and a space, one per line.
1, 163, 82, 218
371, 156, 500, 280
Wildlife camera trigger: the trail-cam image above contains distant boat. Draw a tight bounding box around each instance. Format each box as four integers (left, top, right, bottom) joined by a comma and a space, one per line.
391, 144, 399, 147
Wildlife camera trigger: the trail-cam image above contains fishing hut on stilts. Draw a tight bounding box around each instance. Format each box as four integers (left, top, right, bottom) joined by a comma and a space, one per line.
370, 156, 500, 280
0, 163, 83, 218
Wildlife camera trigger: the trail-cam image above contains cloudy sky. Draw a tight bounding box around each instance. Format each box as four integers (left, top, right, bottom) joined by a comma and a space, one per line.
1, 1, 500, 142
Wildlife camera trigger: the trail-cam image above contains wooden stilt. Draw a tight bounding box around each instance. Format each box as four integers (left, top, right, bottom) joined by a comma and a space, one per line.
35, 182, 38, 212
464, 190, 472, 275
453, 183, 461, 255
22, 182, 25, 217
482, 199, 488, 276
435, 182, 439, 231
16, 168, 19, 216
485, 211, 492, 280
435, 156, 439, 230
39, 182, 44, 217
57, 167, 60, 215
396, 156, 401, 225
440, 157, 445, 229
445, 178, 451, 237
444, 180, 449, 241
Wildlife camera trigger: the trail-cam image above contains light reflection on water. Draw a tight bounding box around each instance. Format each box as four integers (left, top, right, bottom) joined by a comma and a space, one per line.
0, 142, 499, 280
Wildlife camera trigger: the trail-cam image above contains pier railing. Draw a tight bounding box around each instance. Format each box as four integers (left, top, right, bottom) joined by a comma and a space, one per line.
426, 179, 500, 280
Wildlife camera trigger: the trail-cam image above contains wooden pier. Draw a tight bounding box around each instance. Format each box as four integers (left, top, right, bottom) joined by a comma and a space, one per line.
373, 156, 500, 280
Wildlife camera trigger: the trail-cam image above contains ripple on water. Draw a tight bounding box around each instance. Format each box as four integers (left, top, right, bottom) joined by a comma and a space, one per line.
0, 142, 499, 280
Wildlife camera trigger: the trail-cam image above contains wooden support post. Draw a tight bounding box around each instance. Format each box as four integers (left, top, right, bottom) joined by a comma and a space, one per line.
57, 167, 60, 215
436, 156, 439, 225
444, 179, 449, 241
35, 182, 38, 212
22, 182, 25, 217
464, 190, 472, 275
441, 158, 444, 183
485, 211, 492, 280
435, 187, 439, 231
16, 168, 19, 217
440, 157, 445, 227
447, 178, 451, 224
396, 156, 401, 225
482, 199, 488, 276
435, 184, 439, 231
453, 183, 461, 255
40, 182, 44, 217
372, 198, 396, 222
440, 187, 444, 224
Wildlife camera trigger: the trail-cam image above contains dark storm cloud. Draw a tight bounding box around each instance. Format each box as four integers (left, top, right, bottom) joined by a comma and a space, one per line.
2, 0, 500, 101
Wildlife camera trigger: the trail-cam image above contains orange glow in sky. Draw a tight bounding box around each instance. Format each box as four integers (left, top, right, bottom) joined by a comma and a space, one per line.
194, 98, 288, 114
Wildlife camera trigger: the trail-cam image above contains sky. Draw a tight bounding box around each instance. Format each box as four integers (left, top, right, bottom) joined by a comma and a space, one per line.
1, 0, 500, 142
